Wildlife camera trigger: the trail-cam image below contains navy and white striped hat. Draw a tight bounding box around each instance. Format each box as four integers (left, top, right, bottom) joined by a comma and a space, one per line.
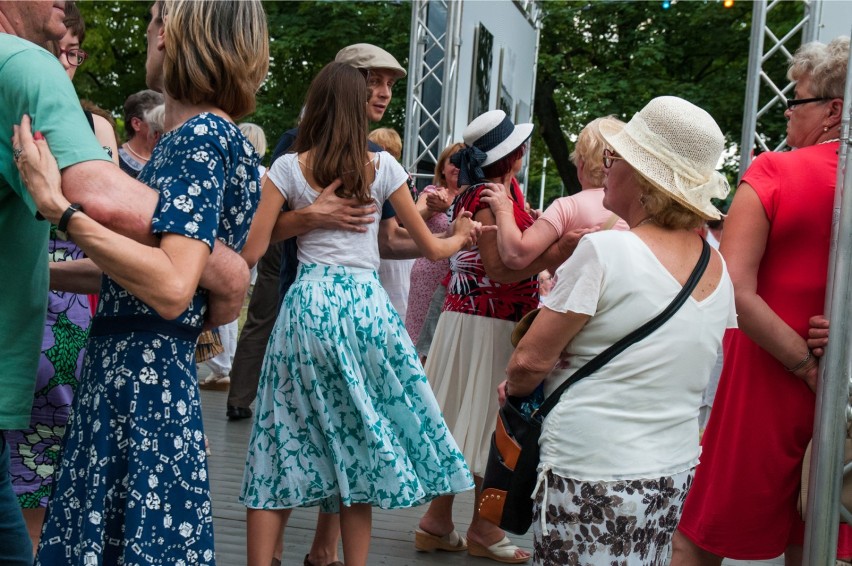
463, 110, 533, 166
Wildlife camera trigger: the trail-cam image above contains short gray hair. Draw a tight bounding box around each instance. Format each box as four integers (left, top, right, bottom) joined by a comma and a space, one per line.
143, 104, 165, 137
788, 36, 850, 99
238, 122, 267, 157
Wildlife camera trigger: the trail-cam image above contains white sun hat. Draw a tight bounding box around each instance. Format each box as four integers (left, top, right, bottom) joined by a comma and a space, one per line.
599, 96, 730, 220
463, 110, 533, 166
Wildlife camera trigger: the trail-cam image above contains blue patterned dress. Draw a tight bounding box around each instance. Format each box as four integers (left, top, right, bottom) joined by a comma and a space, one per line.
241, 153, 473, 513
36, 113, 260, 566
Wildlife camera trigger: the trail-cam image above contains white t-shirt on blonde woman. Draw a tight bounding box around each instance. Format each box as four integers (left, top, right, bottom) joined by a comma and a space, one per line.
267, 151, 408, 271
538, 230, 736, 481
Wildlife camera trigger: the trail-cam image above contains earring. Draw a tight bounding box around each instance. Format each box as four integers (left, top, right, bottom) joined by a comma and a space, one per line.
824, 126, 829, 132
639, 194, 647, 206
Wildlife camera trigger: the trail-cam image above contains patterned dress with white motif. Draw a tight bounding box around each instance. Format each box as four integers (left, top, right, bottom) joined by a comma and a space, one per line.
36, 113, 260, 566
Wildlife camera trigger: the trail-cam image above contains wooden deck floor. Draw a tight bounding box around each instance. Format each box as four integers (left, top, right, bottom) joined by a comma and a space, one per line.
200, 387, 534, 566
199, 383, 780, 566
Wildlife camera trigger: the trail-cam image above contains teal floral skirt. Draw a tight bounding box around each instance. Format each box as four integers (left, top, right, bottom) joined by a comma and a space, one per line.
240, 264, 474, 511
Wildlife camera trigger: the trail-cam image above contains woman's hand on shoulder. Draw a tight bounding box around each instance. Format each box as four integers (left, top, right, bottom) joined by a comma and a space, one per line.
480, 183, 513, 217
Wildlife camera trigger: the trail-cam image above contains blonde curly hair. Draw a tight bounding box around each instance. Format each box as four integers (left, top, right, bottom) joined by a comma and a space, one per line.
788, 36, 849, 99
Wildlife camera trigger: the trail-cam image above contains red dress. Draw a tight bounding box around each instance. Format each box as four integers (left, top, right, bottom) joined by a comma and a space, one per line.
677, 141, 852, 558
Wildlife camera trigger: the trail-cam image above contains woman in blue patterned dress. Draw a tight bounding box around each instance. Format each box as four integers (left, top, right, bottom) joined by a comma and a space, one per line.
239, 62, 477, 566
12, 1, 269, 564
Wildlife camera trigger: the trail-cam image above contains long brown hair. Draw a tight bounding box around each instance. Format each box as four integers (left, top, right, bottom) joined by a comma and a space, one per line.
292, 62, 373, 203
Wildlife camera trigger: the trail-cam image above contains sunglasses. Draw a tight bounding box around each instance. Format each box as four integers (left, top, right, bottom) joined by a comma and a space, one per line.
786, 97, 830, 110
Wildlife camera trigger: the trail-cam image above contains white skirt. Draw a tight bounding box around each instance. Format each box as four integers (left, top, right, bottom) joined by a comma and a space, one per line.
424, 311, 515, 476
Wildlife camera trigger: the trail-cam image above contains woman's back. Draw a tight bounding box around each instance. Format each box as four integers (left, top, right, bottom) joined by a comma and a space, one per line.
540, 230, 735, 479
267, 151, 407, 271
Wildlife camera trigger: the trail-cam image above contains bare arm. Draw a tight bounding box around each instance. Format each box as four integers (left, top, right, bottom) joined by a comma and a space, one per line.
387, 183, 474, 261
722, 182, 817, 389
481, 185, 560, 269
60, 159, 159, 244
414, 190, 434, 222
242, 177, 287, 268
477, 207, 578, 284
377, 218, 420, 260
18, 138, 208, 319
378, 209, 489, 260
202, 244, 250, 327
91, 114, 119, 166
18, 115, 247, 324
49, 257, 101, 294
506, 307, 591, 397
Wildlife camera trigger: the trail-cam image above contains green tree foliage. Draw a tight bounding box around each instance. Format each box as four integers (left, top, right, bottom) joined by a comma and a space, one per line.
75, 1, 150, 117
529, 0, 803, 207
76, 0, 803, 205
77, 0, 410, 154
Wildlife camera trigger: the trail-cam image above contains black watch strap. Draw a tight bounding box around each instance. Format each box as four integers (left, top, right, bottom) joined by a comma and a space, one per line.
58, 203, 83, 233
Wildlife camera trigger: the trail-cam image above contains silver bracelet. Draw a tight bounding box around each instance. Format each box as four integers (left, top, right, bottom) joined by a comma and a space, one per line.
786, 350, 813, 373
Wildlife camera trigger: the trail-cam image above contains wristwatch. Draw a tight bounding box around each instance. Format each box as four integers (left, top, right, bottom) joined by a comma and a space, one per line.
57, 203, 84, 236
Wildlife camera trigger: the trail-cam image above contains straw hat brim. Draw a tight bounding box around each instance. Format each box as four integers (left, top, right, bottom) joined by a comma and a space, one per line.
481, 123, 534, 167
599, 119, 723, 221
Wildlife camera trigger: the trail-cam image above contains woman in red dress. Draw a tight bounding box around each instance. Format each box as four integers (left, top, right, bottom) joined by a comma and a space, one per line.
672, 36, 851, 565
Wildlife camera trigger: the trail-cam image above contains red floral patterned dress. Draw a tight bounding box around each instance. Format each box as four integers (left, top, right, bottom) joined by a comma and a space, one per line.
443, 180, 538, 322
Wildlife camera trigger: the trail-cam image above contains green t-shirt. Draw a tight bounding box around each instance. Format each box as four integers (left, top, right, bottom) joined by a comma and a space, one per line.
0, 34, 110, 429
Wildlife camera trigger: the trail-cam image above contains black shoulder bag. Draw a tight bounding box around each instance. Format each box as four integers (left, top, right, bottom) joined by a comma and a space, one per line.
480, 239, 711, 534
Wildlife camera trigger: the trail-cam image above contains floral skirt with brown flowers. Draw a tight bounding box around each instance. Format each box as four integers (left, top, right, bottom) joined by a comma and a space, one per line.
532, 468, 694, 565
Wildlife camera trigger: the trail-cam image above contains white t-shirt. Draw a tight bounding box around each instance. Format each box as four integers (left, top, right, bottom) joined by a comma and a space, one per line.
266, 151, 408, 271
539, 230, 736, 481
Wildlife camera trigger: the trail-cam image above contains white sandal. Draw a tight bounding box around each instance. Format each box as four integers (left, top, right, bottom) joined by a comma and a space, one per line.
468, 536, 530, 564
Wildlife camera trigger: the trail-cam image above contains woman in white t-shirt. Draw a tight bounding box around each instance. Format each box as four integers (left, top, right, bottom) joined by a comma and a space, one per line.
237, 62, 478, 566
503, 97, 736, 565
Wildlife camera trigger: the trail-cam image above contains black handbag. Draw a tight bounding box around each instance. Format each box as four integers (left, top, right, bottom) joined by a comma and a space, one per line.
480, 239, 711, 534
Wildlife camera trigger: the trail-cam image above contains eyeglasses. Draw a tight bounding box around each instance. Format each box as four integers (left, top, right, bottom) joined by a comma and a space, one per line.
786, 97, 830, 110
59, 47, 88, 67
603, 148, 624, 168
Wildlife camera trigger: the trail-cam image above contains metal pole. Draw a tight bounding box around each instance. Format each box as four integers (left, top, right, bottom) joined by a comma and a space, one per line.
403, 0, 424, 173
539, 156, 548, 211
802, 31, 852, 566
738, 0, 766, 181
